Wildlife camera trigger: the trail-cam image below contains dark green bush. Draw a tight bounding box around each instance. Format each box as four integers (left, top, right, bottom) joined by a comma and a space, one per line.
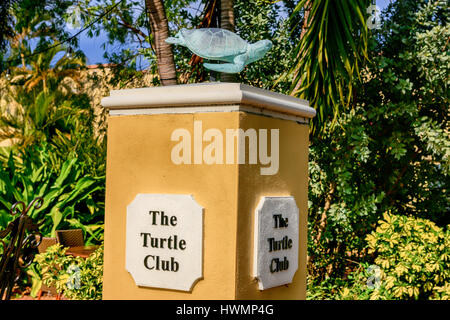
0, 144, 104, 243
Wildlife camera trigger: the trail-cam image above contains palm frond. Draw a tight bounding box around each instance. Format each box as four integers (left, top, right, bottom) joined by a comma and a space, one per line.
290, 0, 370, 136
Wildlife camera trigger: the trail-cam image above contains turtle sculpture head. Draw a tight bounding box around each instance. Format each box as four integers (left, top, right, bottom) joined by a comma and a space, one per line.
165, 30, 187, 46
246, 39, 272, 65
165, 28, 272, 74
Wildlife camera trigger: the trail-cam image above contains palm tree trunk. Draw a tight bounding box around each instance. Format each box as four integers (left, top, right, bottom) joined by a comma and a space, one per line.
145, 0, 177, 86
219, 0, 236, 82
220, 0, 235, 32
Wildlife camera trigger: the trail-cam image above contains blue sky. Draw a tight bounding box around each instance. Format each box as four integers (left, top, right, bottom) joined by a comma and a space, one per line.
75, 0, 394, 66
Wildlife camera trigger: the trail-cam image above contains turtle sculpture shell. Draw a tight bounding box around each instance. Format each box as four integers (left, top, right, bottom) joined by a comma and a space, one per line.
180, 28, 248, 59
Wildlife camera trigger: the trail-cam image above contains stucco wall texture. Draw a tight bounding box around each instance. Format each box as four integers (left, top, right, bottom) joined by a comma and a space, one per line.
102, 110, 309, 300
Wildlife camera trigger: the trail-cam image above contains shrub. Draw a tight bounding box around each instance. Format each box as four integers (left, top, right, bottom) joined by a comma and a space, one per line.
340, 213, 449, 300
31, 243, 104, 300
0, 144, 104, 242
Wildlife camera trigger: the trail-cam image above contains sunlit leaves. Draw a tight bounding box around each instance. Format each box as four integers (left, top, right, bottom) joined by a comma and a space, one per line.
33, 243, 104, 299
365, 213, 450, 300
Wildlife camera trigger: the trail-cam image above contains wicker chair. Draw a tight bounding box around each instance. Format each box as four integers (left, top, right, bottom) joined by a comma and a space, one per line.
36, 236, 61, 300
37, 237, 58, 254
55, 229, 85, 247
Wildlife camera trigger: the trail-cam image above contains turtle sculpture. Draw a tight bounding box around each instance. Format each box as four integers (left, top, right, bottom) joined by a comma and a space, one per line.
165, 28, 272, 74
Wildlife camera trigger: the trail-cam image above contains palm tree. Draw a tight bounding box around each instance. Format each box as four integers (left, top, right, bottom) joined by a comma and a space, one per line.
12, 45, 85, 94
1, 44, 86, 148
0, 91, 51, 146
0, 0, 17, 57
289, 0, 370, 136
6, 5, 60, 70
145, 0, 178, 86
0, 89, 85, 149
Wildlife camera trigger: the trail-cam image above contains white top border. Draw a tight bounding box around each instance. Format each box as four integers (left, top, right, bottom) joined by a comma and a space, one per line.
101, 83, 316, 119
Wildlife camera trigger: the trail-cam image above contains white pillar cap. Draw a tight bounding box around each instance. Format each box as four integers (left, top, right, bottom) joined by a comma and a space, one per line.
102, 83, 315, 120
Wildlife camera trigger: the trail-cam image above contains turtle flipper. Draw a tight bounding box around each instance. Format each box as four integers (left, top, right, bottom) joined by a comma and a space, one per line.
204, 54, 246, 73
204, 62, 245, 73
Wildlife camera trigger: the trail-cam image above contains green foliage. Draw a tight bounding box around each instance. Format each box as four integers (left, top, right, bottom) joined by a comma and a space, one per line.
33, 243, 104, 300
0, 89, 102, 175
0, 1, 106, 297
1, 9, 106, 177
368, 213, 449, 300
0, 0, 16, 57
0, 144, 104, 242
337, 214, 449, 300
307, 276, 348, 300
26, 261, 44, 297
1, 0, 447, 301
170, 0, 297, 90
289, 0, 370, 135
234, 0, 295, 94
4, 0, 79, 72
77, 0, 298, 89
75, 0, 201, 87
307, 0, 449, 286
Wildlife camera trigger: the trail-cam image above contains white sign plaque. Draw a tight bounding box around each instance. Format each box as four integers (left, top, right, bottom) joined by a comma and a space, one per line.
253, 196, 299, 290
126, 194, 203, 292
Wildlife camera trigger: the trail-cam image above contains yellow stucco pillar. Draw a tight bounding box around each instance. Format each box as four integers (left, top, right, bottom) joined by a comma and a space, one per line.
101, 83, 315, 300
